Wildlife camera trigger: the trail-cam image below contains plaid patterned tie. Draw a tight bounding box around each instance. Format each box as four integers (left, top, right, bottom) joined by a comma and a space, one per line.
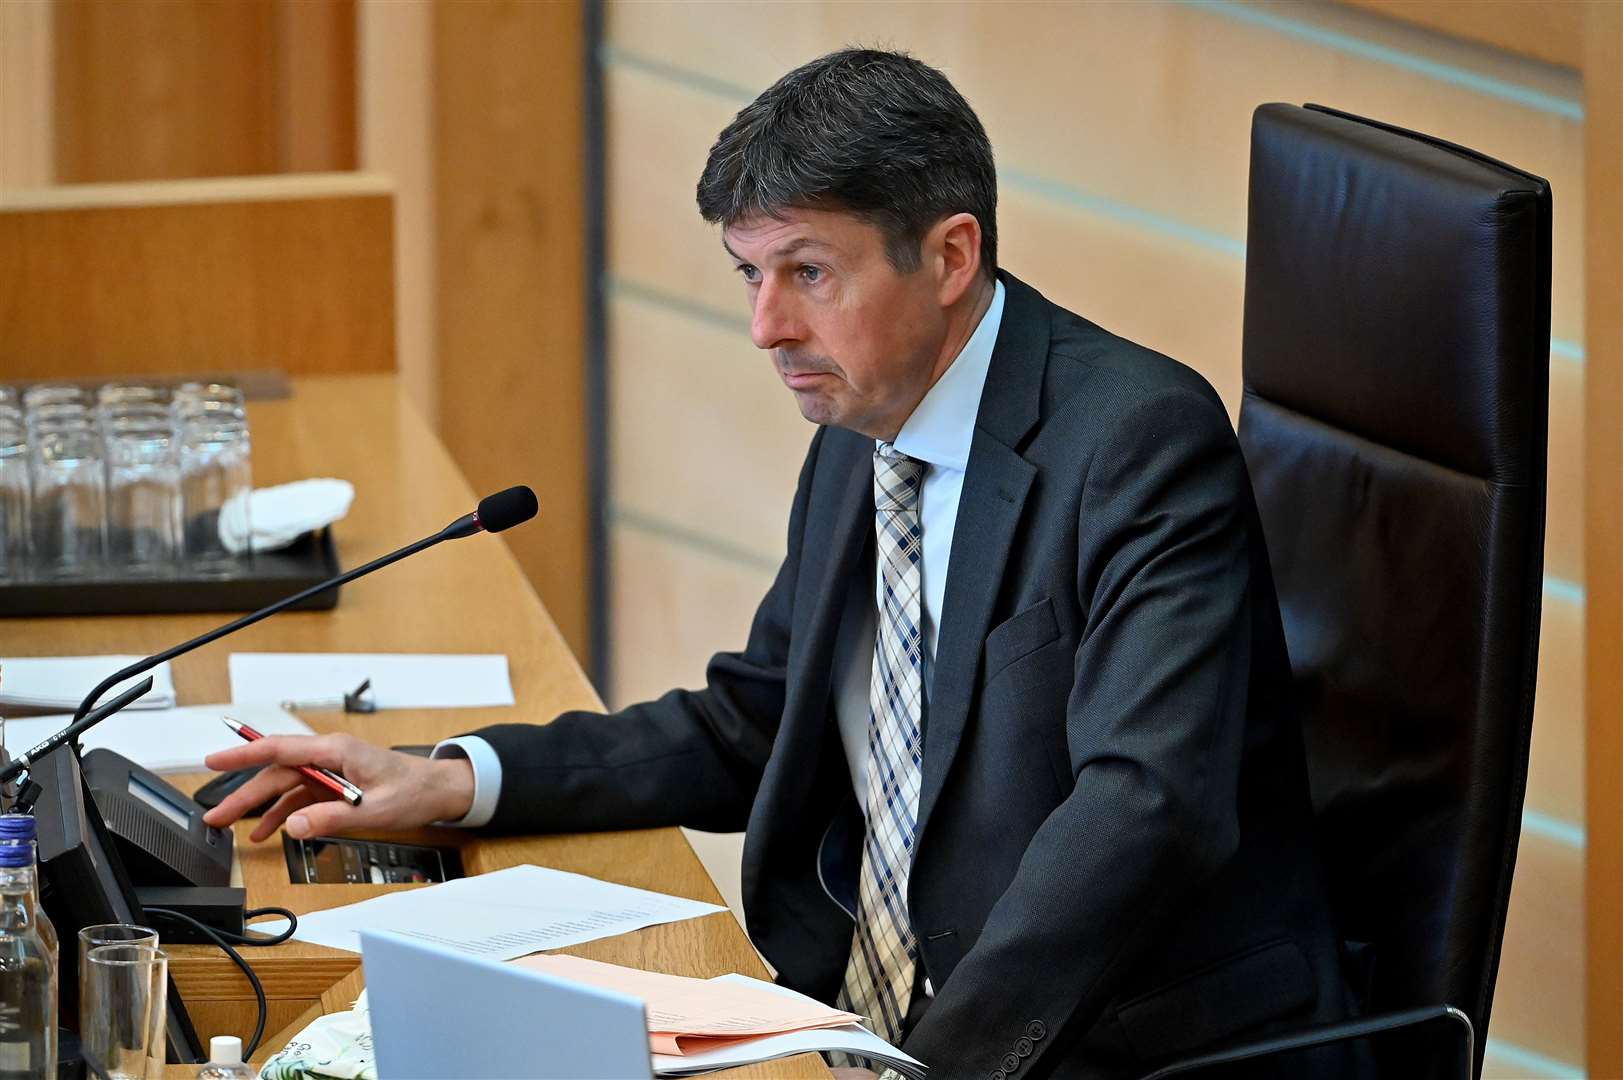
837, 443, 926, 1046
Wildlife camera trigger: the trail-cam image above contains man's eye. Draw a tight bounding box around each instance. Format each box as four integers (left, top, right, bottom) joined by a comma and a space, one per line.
736, 264, 759, 282
799, 265, 822, 283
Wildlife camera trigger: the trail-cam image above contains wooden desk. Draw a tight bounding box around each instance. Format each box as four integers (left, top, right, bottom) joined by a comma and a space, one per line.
0, 374, 825, 1078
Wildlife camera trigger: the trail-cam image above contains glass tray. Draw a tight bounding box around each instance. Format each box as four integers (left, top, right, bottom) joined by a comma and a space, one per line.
0, 527, 341, 617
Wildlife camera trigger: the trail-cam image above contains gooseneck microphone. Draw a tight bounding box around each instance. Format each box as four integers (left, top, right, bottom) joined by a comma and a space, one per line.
0, 485, 539, 786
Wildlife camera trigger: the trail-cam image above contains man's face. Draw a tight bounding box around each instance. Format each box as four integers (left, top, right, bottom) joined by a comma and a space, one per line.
723, 208, 949, 441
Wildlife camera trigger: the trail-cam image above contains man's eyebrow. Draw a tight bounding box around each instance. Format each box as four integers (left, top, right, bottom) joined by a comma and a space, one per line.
721, 235, 830, 262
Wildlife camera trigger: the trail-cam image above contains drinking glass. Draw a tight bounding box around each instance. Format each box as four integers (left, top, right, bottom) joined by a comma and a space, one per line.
173, 382, 243, 409
29, 422, 104, 577
81, 944, 166, 1080
0, 420, 28, 580
76, 925, 159, 1043
98, 401, 171, 437
180, 415, 252, 570
20, 384, 86, 410
25, 401, 91, 434
173, 384, 246, 430
96, 383, 169, 409
105, 420, 181, 574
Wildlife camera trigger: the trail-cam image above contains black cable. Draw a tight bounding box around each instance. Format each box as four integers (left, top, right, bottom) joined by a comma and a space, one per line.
144, 907, 270, 1058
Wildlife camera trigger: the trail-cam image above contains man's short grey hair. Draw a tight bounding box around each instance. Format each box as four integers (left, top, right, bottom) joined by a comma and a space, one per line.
696, 48, 998, 280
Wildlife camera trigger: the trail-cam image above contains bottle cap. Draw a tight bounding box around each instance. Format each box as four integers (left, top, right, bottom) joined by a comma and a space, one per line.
0, 814, 36, 841
209, 1035, 244, 1064
0, 841, 33, 868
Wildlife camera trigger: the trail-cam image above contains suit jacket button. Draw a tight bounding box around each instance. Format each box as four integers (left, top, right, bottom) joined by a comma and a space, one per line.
1026, 1020, 1047, 1040
1001, 1052, 1021, 1071
991, 1072, 1006, 1080
1014, 1036, 1034, 1056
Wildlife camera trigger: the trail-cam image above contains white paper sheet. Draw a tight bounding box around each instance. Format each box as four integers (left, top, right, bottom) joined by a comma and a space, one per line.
0, 655, 176, 712
2, 703, 312, 773
228, 653, 515, 710
254, 864, 726, 959
650, 976, 926, 1077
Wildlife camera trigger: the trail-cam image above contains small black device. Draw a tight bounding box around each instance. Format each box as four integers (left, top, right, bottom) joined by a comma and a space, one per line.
194, 765, 275, 817
134, 885, 248, 943
33, 745, 204, 1063
283, 834, 465, 884
82, 748, 234, 887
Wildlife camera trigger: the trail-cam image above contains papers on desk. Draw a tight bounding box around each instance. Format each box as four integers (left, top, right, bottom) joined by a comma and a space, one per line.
513, 956, 925, 1077
228, 652, 515, 710
2, 704, 312, 773
652, 977, 925, 1077
254, 864, 726, 959
0, 656, 176, 713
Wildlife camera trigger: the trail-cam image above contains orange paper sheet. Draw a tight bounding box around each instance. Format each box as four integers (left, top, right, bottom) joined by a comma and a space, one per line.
512, 954, 862, 1055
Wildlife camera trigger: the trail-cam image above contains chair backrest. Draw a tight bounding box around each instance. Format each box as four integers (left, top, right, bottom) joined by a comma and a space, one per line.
1238, 103, 1550, 1071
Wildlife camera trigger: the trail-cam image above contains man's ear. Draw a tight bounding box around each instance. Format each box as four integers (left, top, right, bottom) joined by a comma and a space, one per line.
930, 212, 984, 307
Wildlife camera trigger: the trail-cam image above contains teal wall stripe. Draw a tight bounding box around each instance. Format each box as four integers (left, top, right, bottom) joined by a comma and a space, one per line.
1000, 166, 1249, 260
1545, 576, 1586, 607
1523, 809, 1586, 850
1551, 337, 1585, 365
1185, 0, 1583, 120
607, 276, 751, 335
1483, 1037, 1586, 1079
610, 504, 782, 575
600, 43, 753, 103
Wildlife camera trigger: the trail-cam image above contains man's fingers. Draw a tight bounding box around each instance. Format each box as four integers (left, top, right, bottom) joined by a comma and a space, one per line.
285, 797, 364, 840
250, 785, 322, 843
204, 733, 349, 774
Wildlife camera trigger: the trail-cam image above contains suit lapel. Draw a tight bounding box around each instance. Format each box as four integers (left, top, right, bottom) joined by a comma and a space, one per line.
800, 431, 875, 682
915, 272, 1051, 844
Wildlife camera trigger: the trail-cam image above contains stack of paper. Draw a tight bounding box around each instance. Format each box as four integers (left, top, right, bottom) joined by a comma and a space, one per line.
229, 653, 515, 710
251, 864, 726, 957
514, 956, 927, 1077
2, 704, 312, 773
0, 656, 176, 713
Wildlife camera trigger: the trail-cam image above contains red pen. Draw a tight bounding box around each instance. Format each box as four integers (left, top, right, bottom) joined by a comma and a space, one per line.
221, 716, 364, 807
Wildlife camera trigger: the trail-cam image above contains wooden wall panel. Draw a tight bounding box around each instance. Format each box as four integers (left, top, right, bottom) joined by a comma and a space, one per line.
54, 0, 279, 182
608, 526, 773, 710
0, 175, 394, 378
433, 0, 591, 666
0, 0, 55, 189
52, 0, 355, 184
1584, 3, 1623, 1073
275, 0, 358, 174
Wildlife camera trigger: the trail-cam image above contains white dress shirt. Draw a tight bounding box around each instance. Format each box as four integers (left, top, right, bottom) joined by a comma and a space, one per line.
434, 280, 1006, 830
831, 280, 1005, 810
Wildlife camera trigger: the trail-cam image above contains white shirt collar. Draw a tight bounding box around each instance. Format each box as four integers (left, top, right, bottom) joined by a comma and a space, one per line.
888, 279, 1006, 472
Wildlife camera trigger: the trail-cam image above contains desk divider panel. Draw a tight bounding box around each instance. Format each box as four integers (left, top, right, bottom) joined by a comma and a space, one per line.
0, 173, 395, 380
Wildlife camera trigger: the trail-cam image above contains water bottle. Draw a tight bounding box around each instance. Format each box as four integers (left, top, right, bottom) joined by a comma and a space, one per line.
0, 818, 56, 973
0, 836, 56, 1079
196, 1035, 254, 1079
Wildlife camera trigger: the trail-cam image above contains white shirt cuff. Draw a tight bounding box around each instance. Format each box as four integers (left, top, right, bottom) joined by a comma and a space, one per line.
430, 735, 502, 828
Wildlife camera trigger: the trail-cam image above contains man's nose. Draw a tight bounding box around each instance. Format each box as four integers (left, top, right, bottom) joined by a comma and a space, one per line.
750, 279, 801, 351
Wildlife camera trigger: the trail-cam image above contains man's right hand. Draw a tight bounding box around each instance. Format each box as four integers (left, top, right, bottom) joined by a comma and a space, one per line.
201, 734, 476, 843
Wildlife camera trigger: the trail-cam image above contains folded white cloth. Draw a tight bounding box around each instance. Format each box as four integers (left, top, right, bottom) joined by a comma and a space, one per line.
258, 991, 375, 1080
221, 478, 354, 555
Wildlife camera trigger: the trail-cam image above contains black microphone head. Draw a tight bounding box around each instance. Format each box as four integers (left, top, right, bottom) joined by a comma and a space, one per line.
476, 486, 538, 533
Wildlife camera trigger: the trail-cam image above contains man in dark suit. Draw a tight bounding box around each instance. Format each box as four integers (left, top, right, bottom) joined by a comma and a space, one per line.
206, 48, 1354, 1079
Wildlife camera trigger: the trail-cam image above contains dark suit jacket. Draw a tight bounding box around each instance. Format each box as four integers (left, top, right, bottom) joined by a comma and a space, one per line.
471, 272, 1353, 1079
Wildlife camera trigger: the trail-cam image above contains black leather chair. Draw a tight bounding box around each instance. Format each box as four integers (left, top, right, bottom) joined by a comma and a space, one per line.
1141, 104, 1551, 1079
